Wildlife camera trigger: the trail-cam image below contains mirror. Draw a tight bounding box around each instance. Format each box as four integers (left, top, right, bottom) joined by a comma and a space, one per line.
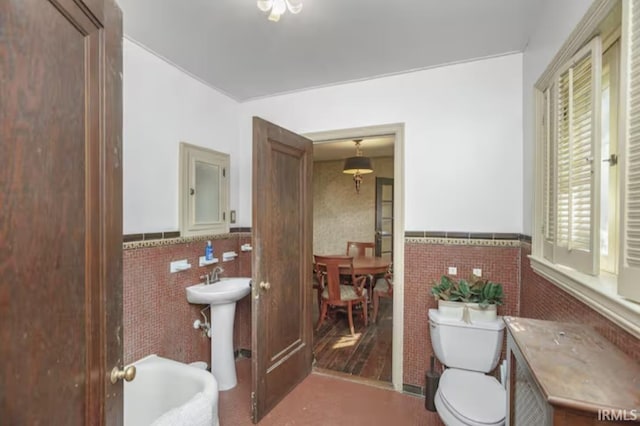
180, 142, 230, 236
195, 161, 221, 223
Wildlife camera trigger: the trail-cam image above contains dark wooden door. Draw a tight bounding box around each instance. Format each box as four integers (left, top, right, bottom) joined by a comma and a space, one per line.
251, 117, 313, 422
0, 1, 123, 424
375, 177, 394, 261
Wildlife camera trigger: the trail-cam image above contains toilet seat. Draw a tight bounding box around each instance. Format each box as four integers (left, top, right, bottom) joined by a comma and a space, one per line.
437, 368, 505, 426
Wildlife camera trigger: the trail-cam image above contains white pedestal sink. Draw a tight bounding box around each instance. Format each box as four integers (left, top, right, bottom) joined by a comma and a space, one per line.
186, 277, 251, 391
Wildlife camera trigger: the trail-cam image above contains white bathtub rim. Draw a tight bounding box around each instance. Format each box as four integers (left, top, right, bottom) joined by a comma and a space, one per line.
132, 354, 218, 396
125, 354, 219, 426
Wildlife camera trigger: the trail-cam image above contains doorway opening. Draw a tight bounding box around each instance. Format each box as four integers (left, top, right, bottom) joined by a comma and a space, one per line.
305, 124, 405, 390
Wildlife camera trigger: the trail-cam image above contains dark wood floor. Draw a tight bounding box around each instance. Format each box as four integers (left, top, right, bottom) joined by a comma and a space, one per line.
312, 297, 393, 382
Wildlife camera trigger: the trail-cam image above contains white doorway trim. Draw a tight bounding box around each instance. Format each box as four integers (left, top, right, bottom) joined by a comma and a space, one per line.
305, 123, 405, 392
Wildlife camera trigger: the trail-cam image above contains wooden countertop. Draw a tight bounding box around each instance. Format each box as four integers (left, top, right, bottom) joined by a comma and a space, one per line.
504, 316, 640, 414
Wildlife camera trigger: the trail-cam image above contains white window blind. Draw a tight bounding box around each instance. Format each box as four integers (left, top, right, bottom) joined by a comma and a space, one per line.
546, 38, 602, 274
619, 0, 640, 302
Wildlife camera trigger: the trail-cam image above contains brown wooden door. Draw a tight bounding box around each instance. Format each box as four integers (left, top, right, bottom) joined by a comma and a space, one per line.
375, 177, 394, 261
251, 117, 313, 422
0, 1, 123, 424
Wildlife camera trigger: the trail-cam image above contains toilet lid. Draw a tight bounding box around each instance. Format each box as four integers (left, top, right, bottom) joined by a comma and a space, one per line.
439, 369, 506, 425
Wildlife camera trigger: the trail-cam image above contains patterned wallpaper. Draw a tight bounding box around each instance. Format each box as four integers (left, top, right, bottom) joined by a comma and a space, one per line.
313, 157, 393, 255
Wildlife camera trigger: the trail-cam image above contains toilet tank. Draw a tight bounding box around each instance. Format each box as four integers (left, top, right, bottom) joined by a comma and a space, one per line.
429, 309, 505, 372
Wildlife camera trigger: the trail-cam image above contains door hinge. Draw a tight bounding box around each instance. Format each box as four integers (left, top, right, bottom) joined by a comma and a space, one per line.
223, 168, 226, 177
223, 211, 226, 221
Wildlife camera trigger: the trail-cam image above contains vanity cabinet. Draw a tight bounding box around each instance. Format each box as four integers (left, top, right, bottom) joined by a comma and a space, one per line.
504, 317, 640, 425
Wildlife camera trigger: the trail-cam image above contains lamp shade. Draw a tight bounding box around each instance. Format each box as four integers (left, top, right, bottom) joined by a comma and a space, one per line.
343, 156, 373, 174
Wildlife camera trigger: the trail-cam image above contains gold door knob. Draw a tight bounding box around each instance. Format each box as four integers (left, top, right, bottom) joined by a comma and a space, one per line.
110, 365, 136, 384
259, 281, 271, 290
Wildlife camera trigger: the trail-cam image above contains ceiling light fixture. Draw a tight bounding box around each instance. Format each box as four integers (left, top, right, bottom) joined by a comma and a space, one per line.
257, 0, 303, 22
343, 139, 373, 194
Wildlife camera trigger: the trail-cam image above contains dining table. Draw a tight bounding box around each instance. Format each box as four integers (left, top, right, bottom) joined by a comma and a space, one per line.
337, 256, 391, 276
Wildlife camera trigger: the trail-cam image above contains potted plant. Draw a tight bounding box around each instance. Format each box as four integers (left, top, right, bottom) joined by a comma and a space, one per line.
431, 275, 504, 322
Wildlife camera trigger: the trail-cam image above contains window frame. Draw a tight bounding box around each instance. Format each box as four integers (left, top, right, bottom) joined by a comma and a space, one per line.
599, 36, 621, 274
531, 0, 640, 339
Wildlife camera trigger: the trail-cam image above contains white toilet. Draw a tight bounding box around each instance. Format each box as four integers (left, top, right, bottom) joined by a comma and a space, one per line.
429, 309, 506, 426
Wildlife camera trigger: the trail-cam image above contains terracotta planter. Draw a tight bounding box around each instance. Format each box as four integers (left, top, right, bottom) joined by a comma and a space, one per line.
437, 300, 497, 323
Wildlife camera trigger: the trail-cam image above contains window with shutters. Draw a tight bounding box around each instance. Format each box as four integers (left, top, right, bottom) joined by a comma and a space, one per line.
541, 39, 601, 275
531, 0, 640, 337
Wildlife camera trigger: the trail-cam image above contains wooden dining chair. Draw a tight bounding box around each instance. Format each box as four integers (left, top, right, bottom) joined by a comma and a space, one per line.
372, 264, 393, 323
346, 241, 376, 257
345, 241, 377, 296
314, 255, 368, 335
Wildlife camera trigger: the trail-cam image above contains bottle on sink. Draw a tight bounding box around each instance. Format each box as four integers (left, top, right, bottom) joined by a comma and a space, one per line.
205, 240, 214, 261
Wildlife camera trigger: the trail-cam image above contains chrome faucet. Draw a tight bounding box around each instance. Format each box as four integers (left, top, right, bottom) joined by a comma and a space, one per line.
211, 266, 224, 283
200, 266, 224, 285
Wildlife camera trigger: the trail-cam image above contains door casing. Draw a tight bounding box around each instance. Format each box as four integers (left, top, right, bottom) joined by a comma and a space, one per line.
305, 123, 405, 391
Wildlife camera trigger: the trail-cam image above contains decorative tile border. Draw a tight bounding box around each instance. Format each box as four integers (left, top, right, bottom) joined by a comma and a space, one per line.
123, 228, 531, 250
123, 231, 251, 250
405, 237, 521, 247
404, 231, 530, 247
123, 231, 180, 242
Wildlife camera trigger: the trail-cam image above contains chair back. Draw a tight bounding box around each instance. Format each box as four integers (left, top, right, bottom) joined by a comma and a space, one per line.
313, 255, 354, 302
346, 241, 375, 257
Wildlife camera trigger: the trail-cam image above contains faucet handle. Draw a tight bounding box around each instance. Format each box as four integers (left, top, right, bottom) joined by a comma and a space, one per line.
199, 274, 210, 284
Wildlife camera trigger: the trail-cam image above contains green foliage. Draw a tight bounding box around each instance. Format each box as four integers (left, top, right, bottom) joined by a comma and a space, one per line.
431, 275, 504, 306
430, 275, 455, 300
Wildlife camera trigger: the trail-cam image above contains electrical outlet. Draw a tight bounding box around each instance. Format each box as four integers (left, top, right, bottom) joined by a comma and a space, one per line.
473, 268, 482, 277
448, 266, 457, 275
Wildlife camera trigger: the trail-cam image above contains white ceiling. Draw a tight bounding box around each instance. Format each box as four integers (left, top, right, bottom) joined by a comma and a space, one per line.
116, 0, 544, 101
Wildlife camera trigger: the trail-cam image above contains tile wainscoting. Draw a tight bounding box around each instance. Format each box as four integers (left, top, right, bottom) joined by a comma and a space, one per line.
403, 233, 640, 392
520, 243, 640, 363
403, 236, 522, 389
123, 232, 252, 365
122, 230, 638, 394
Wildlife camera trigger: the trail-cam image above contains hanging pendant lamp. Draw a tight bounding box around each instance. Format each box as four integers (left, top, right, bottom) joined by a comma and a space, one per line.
343, 139, 373, 194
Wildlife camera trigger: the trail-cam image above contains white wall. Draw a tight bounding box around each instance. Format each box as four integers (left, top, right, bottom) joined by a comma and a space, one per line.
239, 54, 524, 233
123, 39, 240, 233
522, 0, 593, 235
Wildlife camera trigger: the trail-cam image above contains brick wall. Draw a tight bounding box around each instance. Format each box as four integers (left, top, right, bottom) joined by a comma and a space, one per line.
520, 243, 640, 363
122, 234, 252, 365
403, 241, 521, 387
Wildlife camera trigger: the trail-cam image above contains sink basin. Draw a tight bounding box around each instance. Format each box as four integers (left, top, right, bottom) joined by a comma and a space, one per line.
185, 277, 251, 391
186, 277, 251, 305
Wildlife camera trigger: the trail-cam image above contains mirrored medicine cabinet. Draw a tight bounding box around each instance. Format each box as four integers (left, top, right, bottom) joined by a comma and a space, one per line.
179, 142, 230, 236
